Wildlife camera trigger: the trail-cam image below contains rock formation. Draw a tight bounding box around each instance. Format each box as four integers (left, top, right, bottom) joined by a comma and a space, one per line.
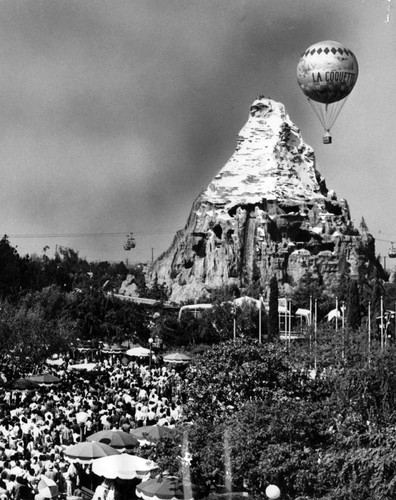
133, 97, 377, 304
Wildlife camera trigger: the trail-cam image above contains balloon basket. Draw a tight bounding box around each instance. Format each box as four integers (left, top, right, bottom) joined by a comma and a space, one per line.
323, 131, 332, 144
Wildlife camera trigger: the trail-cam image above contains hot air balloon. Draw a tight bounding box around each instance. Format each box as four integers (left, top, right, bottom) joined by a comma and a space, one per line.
297, 40, 358, 144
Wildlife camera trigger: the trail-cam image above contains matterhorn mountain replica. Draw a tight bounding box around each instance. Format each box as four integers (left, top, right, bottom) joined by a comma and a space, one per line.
143, 97, 377, 304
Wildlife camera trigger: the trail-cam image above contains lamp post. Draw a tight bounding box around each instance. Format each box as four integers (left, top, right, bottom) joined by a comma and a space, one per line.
149, 337, 153, 369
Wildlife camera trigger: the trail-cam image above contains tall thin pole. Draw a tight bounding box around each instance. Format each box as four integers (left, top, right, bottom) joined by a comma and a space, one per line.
368, 301, 371, 364
335, 296, 339, 333
342, 301, 345, 361
181, 431, 192, 500
309, 295, 313, 355
224, 429, 232, 495
258, 296, 262, 344
233, 305, 236, 342
314, 299, 317, 372
288, 299, 292, 350
381, 295, 384, 350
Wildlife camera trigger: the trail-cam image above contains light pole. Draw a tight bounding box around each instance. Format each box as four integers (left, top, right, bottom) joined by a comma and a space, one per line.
149, 337, 153, 369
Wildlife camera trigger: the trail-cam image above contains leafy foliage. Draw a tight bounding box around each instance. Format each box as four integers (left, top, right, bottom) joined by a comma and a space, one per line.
182, 339, 320, 422
0, 296, 75, 371
153, 331, 396, 499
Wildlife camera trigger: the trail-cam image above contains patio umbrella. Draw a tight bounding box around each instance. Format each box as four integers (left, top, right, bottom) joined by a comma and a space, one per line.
163, 353, 192, 364
126, 346, 151, 357
67, 362, 99, 372
87, 430, 139, 452
26, 373, 61, 385
92, 454, 158, 480
136, 476, 193, 500
64, 441, 120, 464
131, 425, 175, 444
37, 475, 59, 498
101, 343, 126, 354
45, 357, 65, 367
5, 377, 40, 390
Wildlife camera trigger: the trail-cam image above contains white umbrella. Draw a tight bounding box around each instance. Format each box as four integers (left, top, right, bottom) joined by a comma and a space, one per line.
163, 353, 192, 364
37, 475, 59, 499
45, 357, 65, 367
92, 454, 158, 480
126, 346, 151, 357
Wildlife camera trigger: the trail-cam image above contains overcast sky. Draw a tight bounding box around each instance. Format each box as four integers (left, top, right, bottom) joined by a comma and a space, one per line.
2, 0, 395, 267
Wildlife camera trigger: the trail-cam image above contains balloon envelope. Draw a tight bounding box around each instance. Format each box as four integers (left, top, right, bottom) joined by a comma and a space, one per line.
297, 40, 358, 104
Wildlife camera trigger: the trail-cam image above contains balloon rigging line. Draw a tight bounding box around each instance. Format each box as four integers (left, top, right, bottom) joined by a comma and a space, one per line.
386, 0, 392, 22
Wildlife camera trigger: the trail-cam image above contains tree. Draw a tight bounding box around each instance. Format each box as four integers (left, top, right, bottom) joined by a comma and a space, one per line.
182, 339, 313, 422
147, 274, 169, 302
0, 235, 22, 297
0, 298, 75, 371
155, 339, 334, 499
268, 276, 279, 339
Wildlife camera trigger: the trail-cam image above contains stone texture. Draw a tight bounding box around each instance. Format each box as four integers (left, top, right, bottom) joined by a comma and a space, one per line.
128, 97, 377, 303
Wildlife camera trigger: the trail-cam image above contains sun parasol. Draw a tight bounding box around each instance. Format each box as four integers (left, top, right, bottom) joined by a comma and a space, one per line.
64, 441, 120, 464
26, 373, 61, 385
92, 454, 158, 480
136, 476, 193, 500
163, 353, 192, 364
125, 346, 151, 357
67, 362, 100, 372
131, 425, 175, 444
37, 475, 59, 498
45, 356, 65, 367
87, 430, 139, 452
101, 343, 127, 354
5, 377, 40, 391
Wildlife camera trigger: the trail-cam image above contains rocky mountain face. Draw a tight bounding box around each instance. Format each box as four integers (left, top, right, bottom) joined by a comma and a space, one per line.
132, 97, 376, 304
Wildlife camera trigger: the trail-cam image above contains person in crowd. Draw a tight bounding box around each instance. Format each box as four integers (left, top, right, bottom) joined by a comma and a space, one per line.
0, 352, 189, 494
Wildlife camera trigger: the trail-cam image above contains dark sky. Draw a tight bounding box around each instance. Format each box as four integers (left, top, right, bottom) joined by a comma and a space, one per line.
2, 0, 395, 264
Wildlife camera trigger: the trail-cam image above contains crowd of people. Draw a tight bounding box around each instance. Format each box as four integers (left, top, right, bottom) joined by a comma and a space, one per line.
0, 350, 188, 499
